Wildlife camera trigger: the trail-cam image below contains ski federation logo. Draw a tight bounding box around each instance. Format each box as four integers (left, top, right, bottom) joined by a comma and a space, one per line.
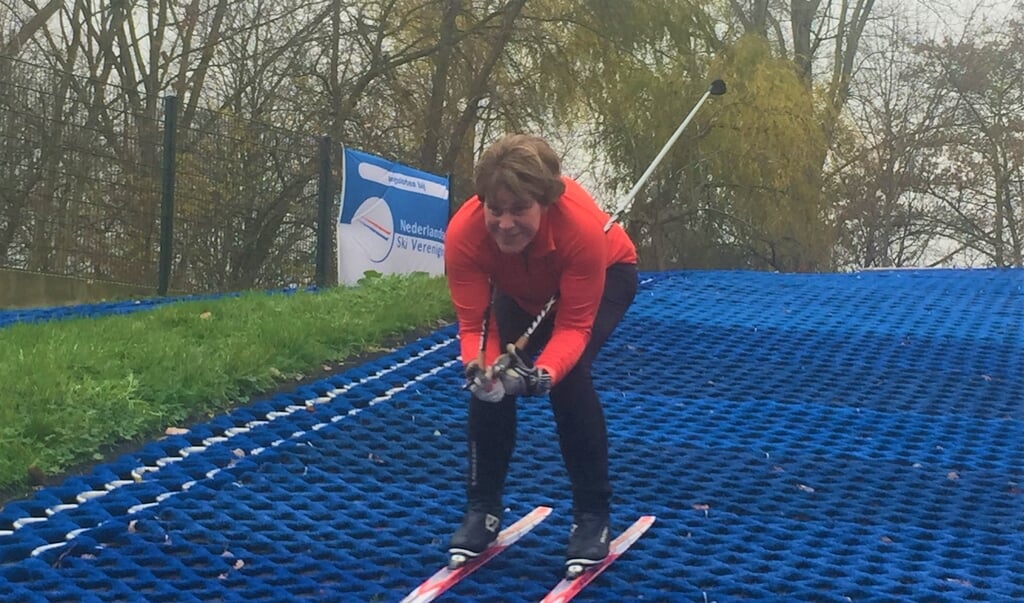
351, 196, 395, 263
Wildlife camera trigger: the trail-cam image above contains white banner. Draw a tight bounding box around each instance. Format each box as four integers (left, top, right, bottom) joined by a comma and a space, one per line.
336, 148, 449, 285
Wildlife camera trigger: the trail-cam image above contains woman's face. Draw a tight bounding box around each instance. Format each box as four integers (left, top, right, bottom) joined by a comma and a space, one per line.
483, 188, 545, 254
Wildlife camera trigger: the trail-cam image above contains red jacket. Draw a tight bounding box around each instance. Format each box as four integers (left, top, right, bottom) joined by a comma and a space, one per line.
445, 176, 637, 383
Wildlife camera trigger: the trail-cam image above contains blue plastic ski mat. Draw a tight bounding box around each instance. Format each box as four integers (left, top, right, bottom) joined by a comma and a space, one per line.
1, 269, 1021, 602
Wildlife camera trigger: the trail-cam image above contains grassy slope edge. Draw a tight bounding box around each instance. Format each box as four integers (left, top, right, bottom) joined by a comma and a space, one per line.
0, 273, 455, 502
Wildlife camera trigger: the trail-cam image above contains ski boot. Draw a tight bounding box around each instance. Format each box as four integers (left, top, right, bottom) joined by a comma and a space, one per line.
447, 508, 502, 569
564, 512, 610, 579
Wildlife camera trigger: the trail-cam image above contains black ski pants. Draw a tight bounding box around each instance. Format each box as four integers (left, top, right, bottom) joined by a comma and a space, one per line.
465, 263, 638, 515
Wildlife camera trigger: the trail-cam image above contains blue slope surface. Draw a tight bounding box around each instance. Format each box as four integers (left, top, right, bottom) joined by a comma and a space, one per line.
1, 269, 1021, 602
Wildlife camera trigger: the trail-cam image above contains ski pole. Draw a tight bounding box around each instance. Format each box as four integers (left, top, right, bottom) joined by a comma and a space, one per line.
512, 295, 557, 350
485, 295, 557, 378
603, 78, 726, 232
476, 284, 494, 367
463, 284, 495, 390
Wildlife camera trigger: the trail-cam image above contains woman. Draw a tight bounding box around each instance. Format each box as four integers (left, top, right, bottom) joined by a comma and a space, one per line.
444, 134, 638, 576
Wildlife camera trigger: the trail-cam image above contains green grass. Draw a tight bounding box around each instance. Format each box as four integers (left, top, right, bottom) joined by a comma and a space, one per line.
0, 273, 454, 494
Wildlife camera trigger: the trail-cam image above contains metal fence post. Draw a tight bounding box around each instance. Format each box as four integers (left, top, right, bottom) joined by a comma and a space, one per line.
316, 135, 333, 288
446, 172, 455, 219
157, 95, 178, 295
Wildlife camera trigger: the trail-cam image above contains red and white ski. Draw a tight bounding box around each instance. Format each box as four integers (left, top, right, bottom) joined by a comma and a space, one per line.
539, 515, 656, 603
401, 505, 553, 603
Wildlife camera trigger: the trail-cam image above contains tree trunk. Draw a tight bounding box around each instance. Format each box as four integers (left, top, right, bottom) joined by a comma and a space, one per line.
420, 0, 462, 173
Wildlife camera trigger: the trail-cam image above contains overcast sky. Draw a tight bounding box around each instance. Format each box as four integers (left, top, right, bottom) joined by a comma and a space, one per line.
897, 0, 1020, 37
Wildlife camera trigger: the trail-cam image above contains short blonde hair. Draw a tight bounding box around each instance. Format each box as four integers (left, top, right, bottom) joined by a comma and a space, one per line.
474, 134, 565, 207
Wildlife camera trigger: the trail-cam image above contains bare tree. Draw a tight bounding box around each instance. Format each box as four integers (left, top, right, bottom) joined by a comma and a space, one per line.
831, 10, 949, 268
913, 8, 1024, 267
0, 0, 61, 57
